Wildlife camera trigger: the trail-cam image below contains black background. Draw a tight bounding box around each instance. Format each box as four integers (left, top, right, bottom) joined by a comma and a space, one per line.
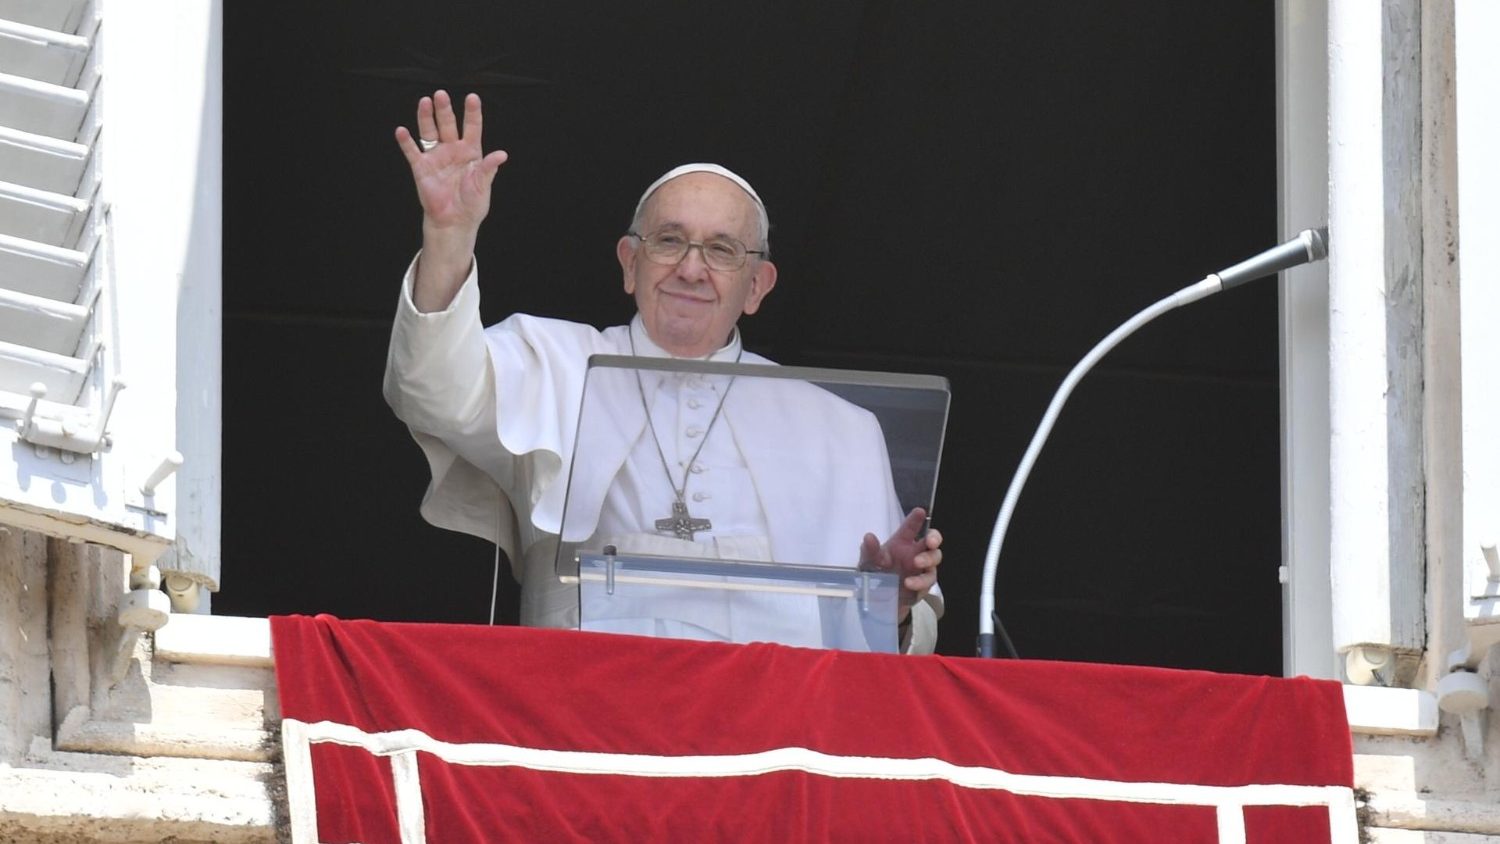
220, 1, 1282, 672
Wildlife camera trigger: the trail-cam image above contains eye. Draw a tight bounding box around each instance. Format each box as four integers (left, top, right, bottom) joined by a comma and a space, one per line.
705, 239, 740, 259
651, 232, 687, 249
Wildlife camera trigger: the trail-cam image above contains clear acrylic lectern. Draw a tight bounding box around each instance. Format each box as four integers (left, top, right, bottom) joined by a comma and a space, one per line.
555, 354, 949, 653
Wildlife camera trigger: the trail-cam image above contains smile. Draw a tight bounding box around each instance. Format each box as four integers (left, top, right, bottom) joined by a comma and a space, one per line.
661, 290, 714, 305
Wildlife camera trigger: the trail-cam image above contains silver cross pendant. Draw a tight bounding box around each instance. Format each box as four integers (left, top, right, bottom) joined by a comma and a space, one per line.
656, 499, 711, 540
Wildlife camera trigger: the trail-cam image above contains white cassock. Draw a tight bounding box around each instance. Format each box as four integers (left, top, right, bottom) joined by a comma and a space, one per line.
383, 255, 943, 652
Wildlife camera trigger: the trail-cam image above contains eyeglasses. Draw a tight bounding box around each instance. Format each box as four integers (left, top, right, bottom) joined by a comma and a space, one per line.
627, 230, 765, 272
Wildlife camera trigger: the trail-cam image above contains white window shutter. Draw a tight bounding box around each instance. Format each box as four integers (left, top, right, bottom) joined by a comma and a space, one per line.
0, 0, 221, 590
1457, 0, 1500, 633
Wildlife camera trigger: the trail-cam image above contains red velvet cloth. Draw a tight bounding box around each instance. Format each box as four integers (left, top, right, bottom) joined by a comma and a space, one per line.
271, 614, 1353, 843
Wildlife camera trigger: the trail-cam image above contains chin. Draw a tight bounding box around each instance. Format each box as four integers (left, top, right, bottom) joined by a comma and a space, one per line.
656, 323, 719, 356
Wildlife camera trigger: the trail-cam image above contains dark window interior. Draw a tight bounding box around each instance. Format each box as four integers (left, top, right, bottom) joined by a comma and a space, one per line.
221, 1, 1281, 671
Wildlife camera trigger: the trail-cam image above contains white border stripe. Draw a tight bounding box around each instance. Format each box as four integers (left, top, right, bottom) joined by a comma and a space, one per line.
1327, 787, 1359, 842
281, 719, 321, 844
283, 717, 1359, 833
1217, 804, 1247, 844
391, 750, 427, 844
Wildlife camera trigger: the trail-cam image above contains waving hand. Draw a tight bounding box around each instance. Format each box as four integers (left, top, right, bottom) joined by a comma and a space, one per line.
394, 90, 509, 311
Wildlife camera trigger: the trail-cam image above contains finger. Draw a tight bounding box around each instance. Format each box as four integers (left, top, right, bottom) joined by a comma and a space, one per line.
896, 506, 927, 541
463, 93, 483, 146
394, 126, 422, 167
859, 532, 881, 568
920, 548, 943, 570
904, 564, 936, 590
434, 90, 460, 141
924, 527, 943, 550
416, 96, 439, 144
480, 149, 510, 180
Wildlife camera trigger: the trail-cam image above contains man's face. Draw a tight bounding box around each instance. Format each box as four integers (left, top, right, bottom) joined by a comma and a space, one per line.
616, 172, 777, 357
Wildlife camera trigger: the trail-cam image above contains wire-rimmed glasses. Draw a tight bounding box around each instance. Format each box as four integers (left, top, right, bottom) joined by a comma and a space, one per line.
627, 230, 765, 272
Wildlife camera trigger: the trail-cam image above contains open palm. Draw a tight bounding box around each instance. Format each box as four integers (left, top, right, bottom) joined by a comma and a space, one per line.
394, 90, 509, 233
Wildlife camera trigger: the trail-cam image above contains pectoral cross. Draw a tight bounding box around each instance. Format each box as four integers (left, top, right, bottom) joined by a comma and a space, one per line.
656, 500, 711, 540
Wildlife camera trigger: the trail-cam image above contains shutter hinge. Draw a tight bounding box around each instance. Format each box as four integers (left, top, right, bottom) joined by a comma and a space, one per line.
17, 377, 123, 457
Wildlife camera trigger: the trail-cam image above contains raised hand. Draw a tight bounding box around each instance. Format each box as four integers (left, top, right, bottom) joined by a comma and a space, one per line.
859, 507, 943, 622
394, 90, 510, 311
395, 90, 509, 230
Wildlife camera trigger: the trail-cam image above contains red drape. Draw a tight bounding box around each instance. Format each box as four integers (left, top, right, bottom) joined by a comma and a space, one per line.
272, 614, 1354, 843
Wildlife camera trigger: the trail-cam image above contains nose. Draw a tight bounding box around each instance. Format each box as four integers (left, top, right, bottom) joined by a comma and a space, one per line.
673, 243, 712, 281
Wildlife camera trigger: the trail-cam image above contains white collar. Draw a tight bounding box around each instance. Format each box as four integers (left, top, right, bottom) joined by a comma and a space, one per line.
628, 314, 742, 363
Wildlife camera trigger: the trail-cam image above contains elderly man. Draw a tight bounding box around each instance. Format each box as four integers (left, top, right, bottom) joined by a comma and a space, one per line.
384, 91, 944, 652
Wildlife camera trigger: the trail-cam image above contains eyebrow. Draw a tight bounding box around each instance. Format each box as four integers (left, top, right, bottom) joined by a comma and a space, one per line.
650, 221, 746, 241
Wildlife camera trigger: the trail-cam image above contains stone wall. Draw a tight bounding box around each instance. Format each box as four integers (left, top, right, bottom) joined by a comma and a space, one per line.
0, 528, 279, 842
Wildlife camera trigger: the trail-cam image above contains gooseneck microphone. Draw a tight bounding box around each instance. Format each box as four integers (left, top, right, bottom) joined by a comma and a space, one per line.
977, 227, 1331, 659
1214, 227, 1328, 290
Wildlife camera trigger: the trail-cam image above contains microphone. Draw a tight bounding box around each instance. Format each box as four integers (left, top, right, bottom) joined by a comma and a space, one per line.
1212, 226, 1329, 291
977, 227, 1331, 658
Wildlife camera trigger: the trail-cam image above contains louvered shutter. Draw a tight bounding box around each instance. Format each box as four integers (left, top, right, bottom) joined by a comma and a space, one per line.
0, 0, 220, 584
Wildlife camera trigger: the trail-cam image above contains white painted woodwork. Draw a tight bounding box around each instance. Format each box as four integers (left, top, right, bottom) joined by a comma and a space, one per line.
0, 2, 96, 414
1327, 0, 1427, 670
0, 0, 90, 32
0, 338, 87, 399
0, 70, 88, 140
0, 3, 97, 411
101, 0, 224, 592
0, 284, 87, 354
1415, 0, 1471, 705
1327, 0, 1390, 663
0, 0, 223, 572
0, 124, 86, 195
1456, 2, 1500, 634
0, 17, 89, 86
0, 231, 86, 300
0, 179, 88, 246
169, 0, 224, 592
1277, 0, 1335, 680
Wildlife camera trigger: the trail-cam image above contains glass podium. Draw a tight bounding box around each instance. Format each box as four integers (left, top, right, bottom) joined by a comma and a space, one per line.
555, 354, 949, 653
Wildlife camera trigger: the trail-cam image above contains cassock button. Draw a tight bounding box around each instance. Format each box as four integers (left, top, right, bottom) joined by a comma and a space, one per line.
690, 463, 706, 474
692, 491, 710, 502
687, 398, 702, 410
685, 426, 703, 438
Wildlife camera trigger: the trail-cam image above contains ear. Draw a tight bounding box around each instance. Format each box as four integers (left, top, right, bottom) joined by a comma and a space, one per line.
740, 259, 778, 315
616, 235, 638, 295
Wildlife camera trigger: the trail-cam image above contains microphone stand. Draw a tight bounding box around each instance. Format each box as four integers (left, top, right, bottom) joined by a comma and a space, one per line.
976, 228, 1328, 658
